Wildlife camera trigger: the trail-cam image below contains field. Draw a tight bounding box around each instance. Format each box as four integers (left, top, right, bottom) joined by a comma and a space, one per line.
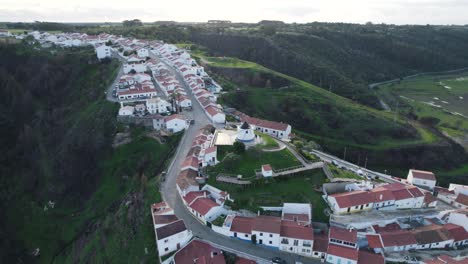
208, 146, 301, 178
329, 165, 364, 180
377, 73, 468, 138
209, 171, 329, 223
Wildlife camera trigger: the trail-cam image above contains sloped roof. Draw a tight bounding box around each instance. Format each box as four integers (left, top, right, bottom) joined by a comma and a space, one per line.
327, 244, 358, 261
455, 194, 468, 206
358, 250, 385, 264
412, 225, 454, 244
410, 169, 436, 181
280, 221, 314, 240
155, 219, 187, 240
174, 240, 226, 264
444, 224, 468, 242
329, 190, 375, 208
230, 216, 253, 234
252, 215, 281, 234
329, 226, 357, 244
313, 234, 329, 252
379, 230, 417, 247
189, 198, 218, 216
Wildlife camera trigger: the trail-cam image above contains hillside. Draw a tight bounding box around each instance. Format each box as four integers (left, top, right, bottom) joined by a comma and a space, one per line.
192, 51, 468, 184
0, 43, 177, 263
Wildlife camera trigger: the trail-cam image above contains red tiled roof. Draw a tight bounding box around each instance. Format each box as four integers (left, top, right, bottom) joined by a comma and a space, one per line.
444, 224, 468, 242
434, 186, 454, 195
456, 194, 468, 206
329, 226, 357, 244
372, 223, 401, 233
327, 244, 359, 261
370, 187, 395, 202
153, 214, 179, 225
174, 240, 226, 264
189, 198, 218, 216
329, 191, 375, 208
282, 213, 309, 223
205, 146, 217, 154
241, 116, 289, 131
412, 225, 454, 245
358, 250, 385, 264
155, 219, 187, 240
252, 215, 281, 234
424, 192, 437, 204
176, 169, 198, 191
230, 216, 253, 234
262, 164, 272, 171
407, 186, 424, 197
165, 114, 185, 122
366, 234, 383, 248
313, 234, 329, 252
182, 156, 199, 169
410, 169, 436, 181
205, 105, 221, 117
380, 230, 417, 247
391, 189, 413, 201
183, 191, 209, 205
280, 221, 314, 240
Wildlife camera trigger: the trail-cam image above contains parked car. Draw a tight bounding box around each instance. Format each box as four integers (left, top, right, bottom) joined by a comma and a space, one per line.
271, 257, 287, 264
331, 160, 339, 166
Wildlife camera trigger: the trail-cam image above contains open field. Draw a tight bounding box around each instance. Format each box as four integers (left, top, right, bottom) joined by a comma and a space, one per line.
208, 171, 330, 223
208, 146, 301, 178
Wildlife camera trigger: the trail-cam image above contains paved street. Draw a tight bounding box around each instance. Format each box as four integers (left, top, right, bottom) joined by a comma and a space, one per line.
156, 59, 322, 264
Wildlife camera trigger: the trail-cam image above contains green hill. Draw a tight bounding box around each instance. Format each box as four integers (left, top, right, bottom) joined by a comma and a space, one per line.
193, 51, 468, 183
0, 43, 177, 263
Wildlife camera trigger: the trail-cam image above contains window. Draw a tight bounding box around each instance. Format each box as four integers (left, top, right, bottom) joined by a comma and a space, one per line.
269, 234, 273, 238
245, 234, 248, 238
164, 239, 168, 243
294, 240, 299, 246
260, 233, 263, 236
165, 247, 168, 251
269, 241, 272, 244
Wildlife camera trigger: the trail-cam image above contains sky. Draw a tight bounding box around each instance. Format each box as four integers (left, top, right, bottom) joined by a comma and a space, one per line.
0, 0, 467, 25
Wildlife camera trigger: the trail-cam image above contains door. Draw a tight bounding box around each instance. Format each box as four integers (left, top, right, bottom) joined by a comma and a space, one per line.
259, 239, 263, 244
177, 243, 180, 249
360, 205, 364, 210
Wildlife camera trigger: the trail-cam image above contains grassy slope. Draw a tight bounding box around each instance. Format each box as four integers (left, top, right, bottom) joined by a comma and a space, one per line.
209, 146, 301, 178
209, 171, 329, 222
54, 133, 180, 263
195, 52, 439, 150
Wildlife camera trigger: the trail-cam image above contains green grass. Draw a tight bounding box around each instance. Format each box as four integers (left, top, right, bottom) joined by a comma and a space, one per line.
257, 132, 279, 149
195, 53, 441, 150
329, 164, 363, 180
209, 171, 329, 222
209, 147, 301, 178
377, 73, 468, 137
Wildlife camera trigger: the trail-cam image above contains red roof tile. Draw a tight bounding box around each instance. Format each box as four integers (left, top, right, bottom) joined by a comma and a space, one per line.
205, 105, 221, 117
189, 198, 218, 216
329, 191, 375, 208
380, 230, 417, 247
174, 240, 226, 264
183, 191, 209, 205
235, 257, 256, 264
456, 194, 468, 206
252, 215, 281, 234
153, 214, 178, 225
410, 169, 436, 181
280, 221, 314, 240
372, 223, 401, 233
230, 216, 253, 234
366, 234, 383, 248
313, 234, 329, 252
444, 224, 468, 242
327, 244, 358, 261
424, 192, 437, 204
182, 156, 199, 169
155, 219, 187, 240
358, 250, 385, 264
329, 226, 357, 244
241, 116, 289, 131
262, 164, 272, 171
165, 114, 185, 122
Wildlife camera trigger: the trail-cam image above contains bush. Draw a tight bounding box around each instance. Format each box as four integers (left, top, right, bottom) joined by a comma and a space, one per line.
233, 141, 245, 154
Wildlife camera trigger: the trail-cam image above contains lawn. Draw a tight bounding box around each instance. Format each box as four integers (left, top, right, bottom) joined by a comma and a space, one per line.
209, 171, 329, 223
208, 147, 301, 178
329, 164, 363, 180
257, 132, 279, 149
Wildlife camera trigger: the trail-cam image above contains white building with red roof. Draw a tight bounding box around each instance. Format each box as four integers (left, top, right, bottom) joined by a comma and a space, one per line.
261, 164, 273, 177
367, 230, 417, 253
205, 105, 226, 124
176, 95, 192, 109
95, 44, 111, 60
200, 146, 218, 166
326, 244, 359, 264
327, 190, 375, 214
172, 240, 226, 264
252, 215, 281, 248
228, 216, 254, 241
279, 220, 314, 256
146, 97, 172, 114
188, 197, 224, 224
181, 156, 200, 171
136, 47, 149, 58
241, 115, 291, 140
407, 169, 437, 190
164, 114, 187, 133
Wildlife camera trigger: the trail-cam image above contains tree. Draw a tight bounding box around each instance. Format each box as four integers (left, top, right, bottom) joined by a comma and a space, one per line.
105, 40, 112, 46
123, 19, 143, 27
233, 141, 245, 154
260, 25, 277, 36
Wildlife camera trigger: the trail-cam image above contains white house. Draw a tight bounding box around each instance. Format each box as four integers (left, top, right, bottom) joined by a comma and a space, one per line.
252, 216, 281, 248
326, 244, 358, 264
327, 191, 375, 214
228, 216, 253, 241
279, 221, 314, 257
200, 146, 218, 167
137, 47, 149, 58
261, 164, 273, 177
118, 105, 134, 116
164, 114, 187, 133
242, 116, 291, 140
281, 203, 312, 225
407, 169, 436, 190
413, 225, 454, 250
204, 106, 225, 124
444, 224, 468, 248
147, 97, 172, 114
187, 197, 224, 224
123, 62, 147, 74
446, 210, 468, 231
177, 96, 192, 109
95, 45, 111, 60
155, 220, 192, 256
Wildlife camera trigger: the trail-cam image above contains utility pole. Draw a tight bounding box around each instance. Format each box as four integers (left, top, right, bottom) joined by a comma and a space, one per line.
364, 156, 368, 169
343, 147, 347, 160
357, 154, 361, 166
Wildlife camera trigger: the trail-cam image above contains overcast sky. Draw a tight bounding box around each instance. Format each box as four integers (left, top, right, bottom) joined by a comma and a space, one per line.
0, 0, 467, 25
